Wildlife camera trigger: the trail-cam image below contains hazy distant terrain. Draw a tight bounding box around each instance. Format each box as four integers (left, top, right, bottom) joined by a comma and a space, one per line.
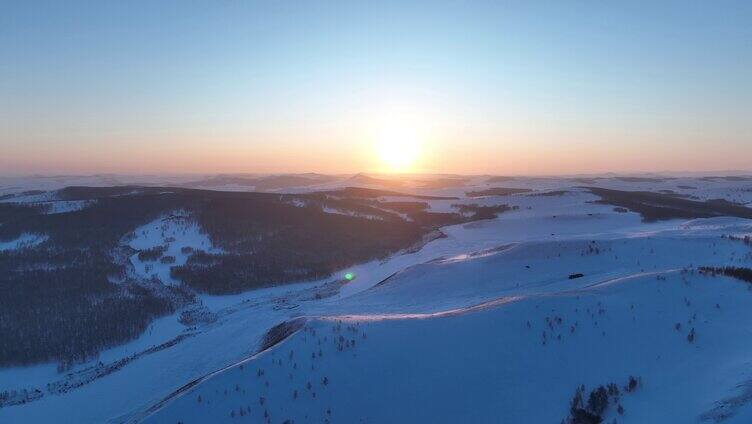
2, 173, 752, 423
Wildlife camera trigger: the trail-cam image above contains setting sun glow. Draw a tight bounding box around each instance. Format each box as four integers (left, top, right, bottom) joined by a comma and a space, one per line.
375, 126, 420, 172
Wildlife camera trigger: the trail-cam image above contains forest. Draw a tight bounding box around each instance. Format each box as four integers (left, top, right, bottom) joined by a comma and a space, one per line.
0, 186, 478, 366
587, 187, 752, 221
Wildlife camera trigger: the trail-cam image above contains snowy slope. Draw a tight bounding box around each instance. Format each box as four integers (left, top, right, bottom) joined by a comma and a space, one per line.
0, 233, 47, 251
2, 176, 752, 423
145, 271, 752, 423
141, 216, 752, 423
127, 211, 222, 284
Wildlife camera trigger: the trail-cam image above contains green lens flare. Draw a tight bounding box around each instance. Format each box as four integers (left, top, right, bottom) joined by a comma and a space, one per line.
344, 272, 354, 281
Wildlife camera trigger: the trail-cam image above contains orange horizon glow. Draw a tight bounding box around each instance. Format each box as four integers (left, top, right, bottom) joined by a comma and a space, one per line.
4, 93, 751, 177
4, 86, 751, 177
3, 130, 751, 177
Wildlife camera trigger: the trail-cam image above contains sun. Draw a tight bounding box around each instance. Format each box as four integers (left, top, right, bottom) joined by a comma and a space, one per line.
375, 124, 420, 172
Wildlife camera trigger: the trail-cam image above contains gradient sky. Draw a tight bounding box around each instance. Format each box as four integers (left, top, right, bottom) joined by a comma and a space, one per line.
2, 1, 751, 175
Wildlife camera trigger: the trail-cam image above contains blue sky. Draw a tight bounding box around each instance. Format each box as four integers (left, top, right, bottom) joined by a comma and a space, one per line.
1, 1, 751, 175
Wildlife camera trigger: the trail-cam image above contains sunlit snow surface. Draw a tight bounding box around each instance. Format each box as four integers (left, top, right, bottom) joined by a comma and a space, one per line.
3, 176, 752, 423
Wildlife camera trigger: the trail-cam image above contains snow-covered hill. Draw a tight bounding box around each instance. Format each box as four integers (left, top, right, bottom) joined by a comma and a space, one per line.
145, 271, 752, 423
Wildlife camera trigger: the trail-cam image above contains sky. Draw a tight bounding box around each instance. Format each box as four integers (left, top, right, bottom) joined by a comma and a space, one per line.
1, 0, 751, 176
